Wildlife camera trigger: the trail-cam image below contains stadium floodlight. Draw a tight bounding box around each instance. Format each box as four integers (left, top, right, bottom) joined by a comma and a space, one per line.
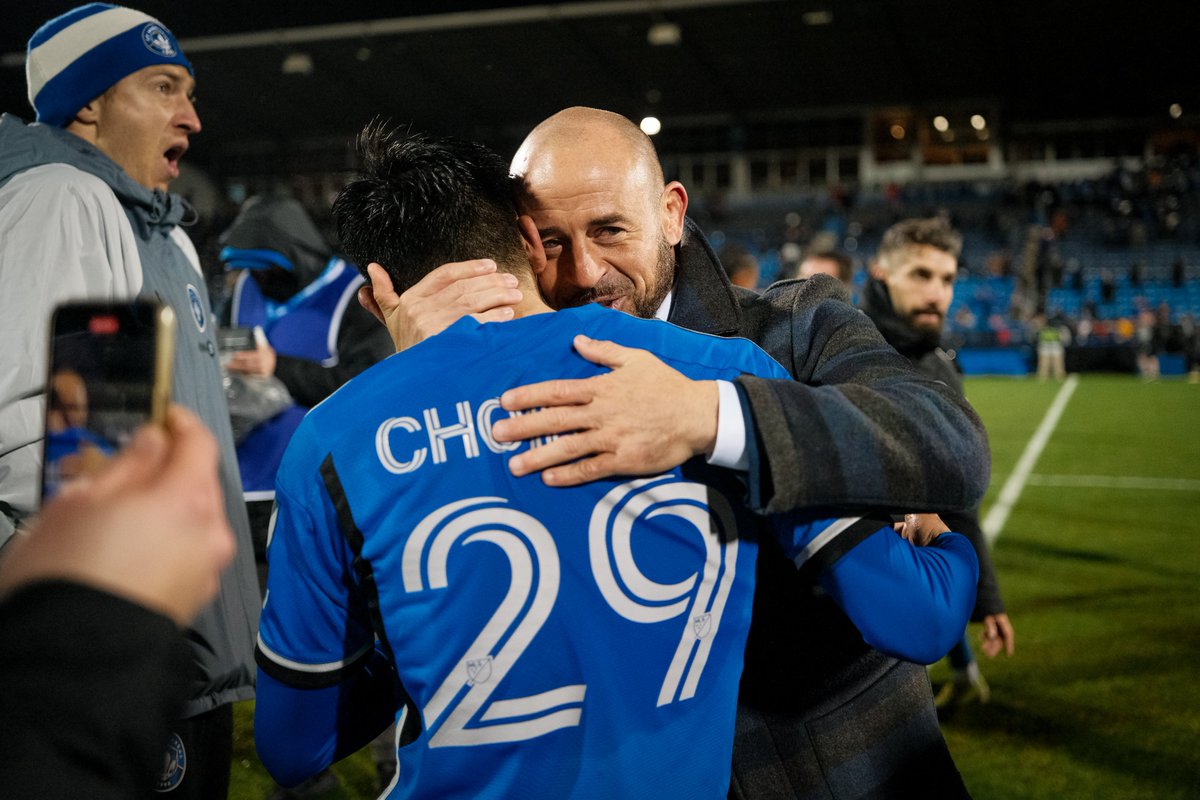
933, 115, 950, 132
281, 52, 314, 75
647, 22, 681, 46
971, 114, 987, 130
640, 116, 662, 136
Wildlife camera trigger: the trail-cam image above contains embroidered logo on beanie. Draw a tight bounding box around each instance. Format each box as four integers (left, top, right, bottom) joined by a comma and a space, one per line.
141, 24, 177, 58
25, 3, 192, 128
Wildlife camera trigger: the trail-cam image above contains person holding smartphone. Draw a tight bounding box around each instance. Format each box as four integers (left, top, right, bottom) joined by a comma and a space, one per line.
0, 5, 259, 796
0, 406, 236, 799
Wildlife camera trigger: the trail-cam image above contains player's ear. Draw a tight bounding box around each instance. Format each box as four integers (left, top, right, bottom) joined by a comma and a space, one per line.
358, 285, 384, 325
518, 215, 547, 275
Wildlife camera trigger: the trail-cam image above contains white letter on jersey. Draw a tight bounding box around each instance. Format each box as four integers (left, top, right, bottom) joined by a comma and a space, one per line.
376, 416, 427, 474
425, 401, 479, 464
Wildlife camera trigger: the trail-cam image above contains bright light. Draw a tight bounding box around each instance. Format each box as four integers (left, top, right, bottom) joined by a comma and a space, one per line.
933, 115, 949, 132
1169, 103, 1183, 119
640, 116, 662, 136
970, 114, 986, 130
281, 52, 314, 75
890, 124, 906, 140
647, 22, 681, 46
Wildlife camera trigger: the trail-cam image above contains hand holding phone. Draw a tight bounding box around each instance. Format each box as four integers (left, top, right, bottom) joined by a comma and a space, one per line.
42, 301, 175, 501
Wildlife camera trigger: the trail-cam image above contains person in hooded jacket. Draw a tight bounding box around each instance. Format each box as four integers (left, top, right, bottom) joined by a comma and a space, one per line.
218, 194, 394, 551
860, 216, 1016, 710
0, 5, 258, 797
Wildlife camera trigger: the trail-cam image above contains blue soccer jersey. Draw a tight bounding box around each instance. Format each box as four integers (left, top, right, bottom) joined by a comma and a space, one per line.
257, 304, 792, 799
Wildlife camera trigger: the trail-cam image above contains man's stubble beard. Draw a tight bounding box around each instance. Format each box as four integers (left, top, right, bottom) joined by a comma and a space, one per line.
629, 237, 677, 319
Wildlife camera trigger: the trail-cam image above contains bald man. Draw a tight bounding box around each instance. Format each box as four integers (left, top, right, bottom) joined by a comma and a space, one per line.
373, 107, 986, 798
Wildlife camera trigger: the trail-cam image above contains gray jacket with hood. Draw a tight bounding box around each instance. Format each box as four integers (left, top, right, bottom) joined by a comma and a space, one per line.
0, 114, 257, 715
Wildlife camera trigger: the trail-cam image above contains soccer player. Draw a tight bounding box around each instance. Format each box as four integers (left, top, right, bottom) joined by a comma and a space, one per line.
253, 125, 979, 799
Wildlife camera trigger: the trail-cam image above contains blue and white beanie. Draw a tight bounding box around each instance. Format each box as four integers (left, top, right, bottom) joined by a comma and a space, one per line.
26, 3, 192, 128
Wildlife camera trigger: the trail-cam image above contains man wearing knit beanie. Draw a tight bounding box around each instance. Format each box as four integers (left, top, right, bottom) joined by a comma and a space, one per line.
0, 5, 259, 797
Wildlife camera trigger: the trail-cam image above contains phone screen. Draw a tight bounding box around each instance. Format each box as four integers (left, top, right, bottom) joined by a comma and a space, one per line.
41, 301, 174, 501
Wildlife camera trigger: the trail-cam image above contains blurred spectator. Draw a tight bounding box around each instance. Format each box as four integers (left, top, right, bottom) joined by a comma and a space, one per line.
218, 194, 393, 554
1101, 269, 1117, 304
718, 243, 761, 290
798, 246, 855, 287
1129, 259, 1144, 288
952, 305, 977, 333
1033, 313, 1068, 382
989, 313, 1013, 347
1135, 307, 1159, 380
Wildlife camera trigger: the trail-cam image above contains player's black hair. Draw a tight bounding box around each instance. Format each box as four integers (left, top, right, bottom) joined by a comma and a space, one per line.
332, 120, 526, 293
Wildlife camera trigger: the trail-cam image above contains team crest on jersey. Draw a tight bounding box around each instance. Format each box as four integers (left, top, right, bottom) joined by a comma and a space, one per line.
466, 656, 493, 685
187, 284, 207, 332
155, 732, 186, 792
692, 613, 712, 639
142, 24, 177, 57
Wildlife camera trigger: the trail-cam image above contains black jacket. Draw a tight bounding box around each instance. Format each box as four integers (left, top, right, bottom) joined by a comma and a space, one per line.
0, 582, 190, 799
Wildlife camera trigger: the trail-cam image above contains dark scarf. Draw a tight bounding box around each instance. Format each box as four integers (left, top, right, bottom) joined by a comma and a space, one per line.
860, 276, 941, 358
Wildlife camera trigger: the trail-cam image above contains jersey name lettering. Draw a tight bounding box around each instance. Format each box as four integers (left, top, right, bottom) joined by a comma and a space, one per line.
376, 398, 554, 475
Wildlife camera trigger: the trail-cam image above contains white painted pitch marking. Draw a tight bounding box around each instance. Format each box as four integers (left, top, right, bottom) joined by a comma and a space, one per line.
982, 374, 1079, 545
1024, 474, 1200, 492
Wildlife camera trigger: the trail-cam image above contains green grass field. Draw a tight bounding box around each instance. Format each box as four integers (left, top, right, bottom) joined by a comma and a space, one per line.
230, 374, 1200, 799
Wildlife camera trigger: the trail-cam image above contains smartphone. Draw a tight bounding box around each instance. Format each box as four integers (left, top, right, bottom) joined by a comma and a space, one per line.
41, 300, 175, 501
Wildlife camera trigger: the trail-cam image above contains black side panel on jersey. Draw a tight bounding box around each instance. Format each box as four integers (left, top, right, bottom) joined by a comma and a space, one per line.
318, 454, 421, 746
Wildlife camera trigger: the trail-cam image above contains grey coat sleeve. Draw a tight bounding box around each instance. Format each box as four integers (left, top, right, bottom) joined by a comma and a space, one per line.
735, 276, 991, 516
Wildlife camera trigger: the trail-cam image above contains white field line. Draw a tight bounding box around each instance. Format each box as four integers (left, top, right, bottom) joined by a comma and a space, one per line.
982, 374, 1080, 545
1024, 474, 1200, 491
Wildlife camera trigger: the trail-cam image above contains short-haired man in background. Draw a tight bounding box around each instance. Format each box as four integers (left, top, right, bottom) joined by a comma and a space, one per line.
0, 5, 259, 795
861, 216, 1016, 708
